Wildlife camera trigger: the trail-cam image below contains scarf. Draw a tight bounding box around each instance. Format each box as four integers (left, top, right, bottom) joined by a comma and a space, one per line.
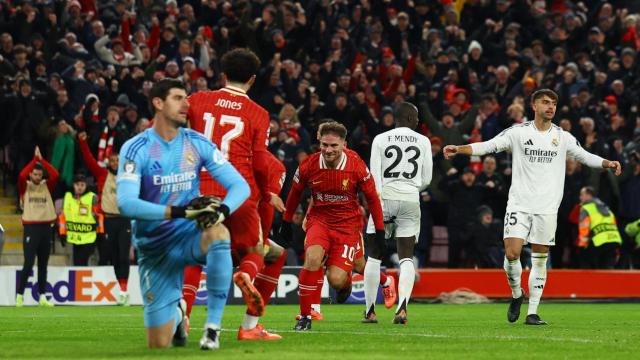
97, 126, 115, 168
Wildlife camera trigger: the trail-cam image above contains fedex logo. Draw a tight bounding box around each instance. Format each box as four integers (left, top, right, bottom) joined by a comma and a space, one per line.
16, 270, 117, 303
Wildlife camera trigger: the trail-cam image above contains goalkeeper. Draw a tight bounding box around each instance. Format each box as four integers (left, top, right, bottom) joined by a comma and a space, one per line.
117, 79, 250, 350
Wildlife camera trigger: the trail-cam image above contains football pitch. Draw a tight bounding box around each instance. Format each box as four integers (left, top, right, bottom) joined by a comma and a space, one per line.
0, 303, 637, 359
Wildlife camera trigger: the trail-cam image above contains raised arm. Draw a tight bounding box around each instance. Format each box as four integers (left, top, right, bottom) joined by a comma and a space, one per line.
444, 127, 514, 159
78, 132, 106, 180
566, 132, 621, 175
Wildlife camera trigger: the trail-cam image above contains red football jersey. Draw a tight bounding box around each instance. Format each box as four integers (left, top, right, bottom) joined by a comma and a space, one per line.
283, 149, 384, 232
254, 150, 286, 202
188, 85, 270, 196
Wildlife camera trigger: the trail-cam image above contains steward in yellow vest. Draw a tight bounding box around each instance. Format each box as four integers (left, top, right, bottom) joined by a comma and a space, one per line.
58, 174, 104, 266
578, 186, 622, 269
625, 219, 640, 250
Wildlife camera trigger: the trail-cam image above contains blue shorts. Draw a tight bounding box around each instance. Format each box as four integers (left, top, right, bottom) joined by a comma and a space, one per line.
136, 220, 205, 327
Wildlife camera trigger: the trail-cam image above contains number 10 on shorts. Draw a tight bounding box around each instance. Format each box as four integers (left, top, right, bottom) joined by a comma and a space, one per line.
341, 245, 355, 261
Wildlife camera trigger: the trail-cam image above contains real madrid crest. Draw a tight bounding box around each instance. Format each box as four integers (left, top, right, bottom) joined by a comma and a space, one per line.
551, 138, 559, 147
124, 160, 136, 173
186, 151, 195, 165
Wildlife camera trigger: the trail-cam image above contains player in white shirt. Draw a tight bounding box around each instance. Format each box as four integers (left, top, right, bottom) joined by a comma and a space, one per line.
363, 102, 433, 324
443, 89, 621, 325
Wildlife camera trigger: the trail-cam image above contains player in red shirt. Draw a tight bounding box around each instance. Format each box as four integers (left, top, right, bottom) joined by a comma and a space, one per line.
252, 150, 288, 309
279, 121, 387, 331
183, 48, 280, 340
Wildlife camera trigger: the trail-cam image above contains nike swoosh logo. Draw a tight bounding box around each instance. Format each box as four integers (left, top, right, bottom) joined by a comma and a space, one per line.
312, 181, 322, 185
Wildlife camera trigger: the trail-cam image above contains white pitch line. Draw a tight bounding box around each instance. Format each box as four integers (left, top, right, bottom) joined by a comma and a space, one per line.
256, 329, 600, 344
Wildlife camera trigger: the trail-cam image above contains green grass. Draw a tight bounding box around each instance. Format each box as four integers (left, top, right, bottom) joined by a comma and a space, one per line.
0, 303, 637, 359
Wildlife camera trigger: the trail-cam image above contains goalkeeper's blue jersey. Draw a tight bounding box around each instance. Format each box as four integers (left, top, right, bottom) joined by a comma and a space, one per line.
116, 127, 249, 252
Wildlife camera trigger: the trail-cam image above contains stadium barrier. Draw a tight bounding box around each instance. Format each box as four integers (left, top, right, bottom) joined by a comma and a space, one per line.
388, 269, 640, 299
2, 266, 638, 306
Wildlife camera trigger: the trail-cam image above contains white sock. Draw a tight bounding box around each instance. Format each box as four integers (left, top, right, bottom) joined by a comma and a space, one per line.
527, 252, 548, 315
311, 304, 321, 312
364, 257, 381, 313
396, 258, 415, 314
241, 314, 260, 330
503, 256, 523, 298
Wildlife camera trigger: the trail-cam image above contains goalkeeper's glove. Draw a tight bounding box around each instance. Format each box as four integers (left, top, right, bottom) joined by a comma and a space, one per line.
171, 196, 228, 229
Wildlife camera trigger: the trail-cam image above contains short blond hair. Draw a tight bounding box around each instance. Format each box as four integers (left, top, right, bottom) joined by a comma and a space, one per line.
317, 120, 347, 140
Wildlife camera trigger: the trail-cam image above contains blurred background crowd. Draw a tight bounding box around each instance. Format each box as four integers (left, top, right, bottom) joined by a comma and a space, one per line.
0, 0, 639, 269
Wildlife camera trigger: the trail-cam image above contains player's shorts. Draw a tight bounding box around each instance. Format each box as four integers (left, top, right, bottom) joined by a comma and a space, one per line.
305, 223, 363, 273
136, 220, 205, 327
224, 198, 263, 254
366, 199, 421, 241
503, 209, 557, 246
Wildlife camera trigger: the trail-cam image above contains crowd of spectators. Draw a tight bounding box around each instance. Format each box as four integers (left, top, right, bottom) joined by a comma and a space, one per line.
1, 0, 639, 269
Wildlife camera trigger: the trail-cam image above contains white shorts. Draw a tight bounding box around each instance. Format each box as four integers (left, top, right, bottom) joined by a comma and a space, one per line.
366, 199, 420, 241
503, 209, 557, 246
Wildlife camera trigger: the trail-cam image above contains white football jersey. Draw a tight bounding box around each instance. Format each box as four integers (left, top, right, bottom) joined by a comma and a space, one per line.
369, 127, 433, 203
470, 121, 605, 214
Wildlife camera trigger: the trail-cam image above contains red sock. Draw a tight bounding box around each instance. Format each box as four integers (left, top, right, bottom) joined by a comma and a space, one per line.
299, 268, 323, 316
182, 265, 202, 318
253, 250, 287, 309
312, 274, 324, 306
238, 253, 265, 280
118, 278, 128, 292
379, 271, 388, 286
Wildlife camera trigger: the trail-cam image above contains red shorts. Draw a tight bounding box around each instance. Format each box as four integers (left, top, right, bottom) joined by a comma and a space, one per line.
223, 198, 262, 253
305, 223, 364, 273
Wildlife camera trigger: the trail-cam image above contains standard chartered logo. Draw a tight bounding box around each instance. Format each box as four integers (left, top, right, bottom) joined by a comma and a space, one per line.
153, 171, 196, 193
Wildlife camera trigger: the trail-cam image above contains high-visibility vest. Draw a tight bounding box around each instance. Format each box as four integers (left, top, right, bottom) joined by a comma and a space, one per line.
581, 202, 622, 247
625, 219, 640, 248
63, 192, 97, 245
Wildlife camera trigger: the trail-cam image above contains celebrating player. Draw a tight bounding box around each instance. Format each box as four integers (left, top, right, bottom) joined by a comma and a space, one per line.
279, 121, 387, 331
364, 102, 433, 324
185, 48, 281, 340
117, 79, 250, 349
443, 89, 621, 325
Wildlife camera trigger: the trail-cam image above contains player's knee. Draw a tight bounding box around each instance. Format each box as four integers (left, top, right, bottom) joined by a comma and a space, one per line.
303, 256, 323, 271
202, 224, 230, 245
327, 271, 347, 289
303, 246, 324, 270
147, 335, 172, 348
505, 250, 520, 261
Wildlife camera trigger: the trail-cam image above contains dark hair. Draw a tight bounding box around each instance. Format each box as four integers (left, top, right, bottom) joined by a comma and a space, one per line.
318, 121, 348, 140
531, 88, 558, 103
394, 102, 419, 129
33, 163, 44, 172
221, 48, 261, 83
582, 186, 596, 196
148, 78, 185, 113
